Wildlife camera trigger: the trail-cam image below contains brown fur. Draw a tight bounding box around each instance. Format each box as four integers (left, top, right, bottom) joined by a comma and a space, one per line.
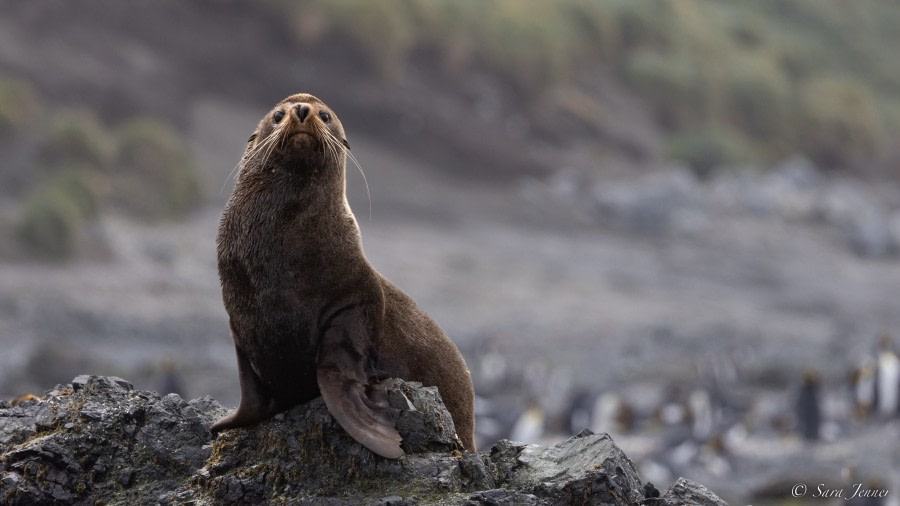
211, 93, 475, 456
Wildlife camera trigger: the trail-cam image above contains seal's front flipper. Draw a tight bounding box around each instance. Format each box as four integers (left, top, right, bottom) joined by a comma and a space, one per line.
211, 341, 278, 433
317, 314, 404, 459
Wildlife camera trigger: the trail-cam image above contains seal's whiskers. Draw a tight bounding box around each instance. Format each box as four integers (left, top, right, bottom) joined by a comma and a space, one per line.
324, 128, 371, 222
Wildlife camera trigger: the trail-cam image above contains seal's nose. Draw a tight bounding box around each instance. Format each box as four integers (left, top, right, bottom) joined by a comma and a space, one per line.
294, 104, 311, 123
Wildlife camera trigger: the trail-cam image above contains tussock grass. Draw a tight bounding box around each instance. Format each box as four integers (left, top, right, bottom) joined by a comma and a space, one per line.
0, 77, 39, 138
273, 0, 900, 172
114, 119, 204, 220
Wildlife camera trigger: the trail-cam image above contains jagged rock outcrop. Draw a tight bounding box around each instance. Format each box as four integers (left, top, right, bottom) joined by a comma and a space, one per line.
0, 376, 726, 505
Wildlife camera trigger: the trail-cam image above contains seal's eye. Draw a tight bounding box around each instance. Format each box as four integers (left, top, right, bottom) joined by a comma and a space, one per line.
273, 110, 285, 124
319, 111, 331, 123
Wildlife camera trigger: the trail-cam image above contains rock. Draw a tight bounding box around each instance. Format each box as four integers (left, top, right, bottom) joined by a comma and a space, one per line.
661, 477, 729, 506
817, 179, 879, 229
464, 489, 541, 505
592, 167, 707, 235
708, 162, 820, 221
755, 159, 820, 220
0, 375, 224, 505
770, 156, 820, 189
845, 209, 898, 259
491, 430, 645, 504
0, 376, 729, 505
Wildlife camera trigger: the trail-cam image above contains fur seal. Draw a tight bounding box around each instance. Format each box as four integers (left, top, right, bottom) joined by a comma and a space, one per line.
210, 93, 475, 458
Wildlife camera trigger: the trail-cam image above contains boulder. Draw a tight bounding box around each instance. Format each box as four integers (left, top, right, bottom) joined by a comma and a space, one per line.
0, 376, 727, 505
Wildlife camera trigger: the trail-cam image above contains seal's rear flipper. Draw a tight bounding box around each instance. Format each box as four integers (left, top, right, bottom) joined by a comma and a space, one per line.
318, 368, 404, 458
316, 314, 404, 459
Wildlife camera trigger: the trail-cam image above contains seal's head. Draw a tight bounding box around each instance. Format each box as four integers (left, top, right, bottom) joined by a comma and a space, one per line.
240, 93, 350, 178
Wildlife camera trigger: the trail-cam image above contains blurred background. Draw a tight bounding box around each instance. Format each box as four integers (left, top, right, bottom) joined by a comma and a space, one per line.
1, 1, 900, 503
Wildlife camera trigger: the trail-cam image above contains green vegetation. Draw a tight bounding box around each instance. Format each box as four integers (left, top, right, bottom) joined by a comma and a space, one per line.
38, 110, 115, 168
15, 168, 100, 261
798, 76, 883, 169
47, 166, 103, 220
114, 119, 204, 220
15, 189, 82, 260
666, 128, 752, 177
0, 77, 39, 138
282, 0, 629, 91
275, 0, 900, 173
1, 73, 203, 261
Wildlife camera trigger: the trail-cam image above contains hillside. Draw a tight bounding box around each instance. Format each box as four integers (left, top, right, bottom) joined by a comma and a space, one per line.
277, 0, 900, 174
2, 3, 900, 504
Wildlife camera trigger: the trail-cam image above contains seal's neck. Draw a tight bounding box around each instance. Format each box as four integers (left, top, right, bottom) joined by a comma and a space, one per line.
237, 160, 354, 231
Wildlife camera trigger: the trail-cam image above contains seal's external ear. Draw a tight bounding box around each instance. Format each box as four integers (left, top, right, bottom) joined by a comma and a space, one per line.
248, 133, 258, 143
342, 138, 350, 150
316, 311, 404, 459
